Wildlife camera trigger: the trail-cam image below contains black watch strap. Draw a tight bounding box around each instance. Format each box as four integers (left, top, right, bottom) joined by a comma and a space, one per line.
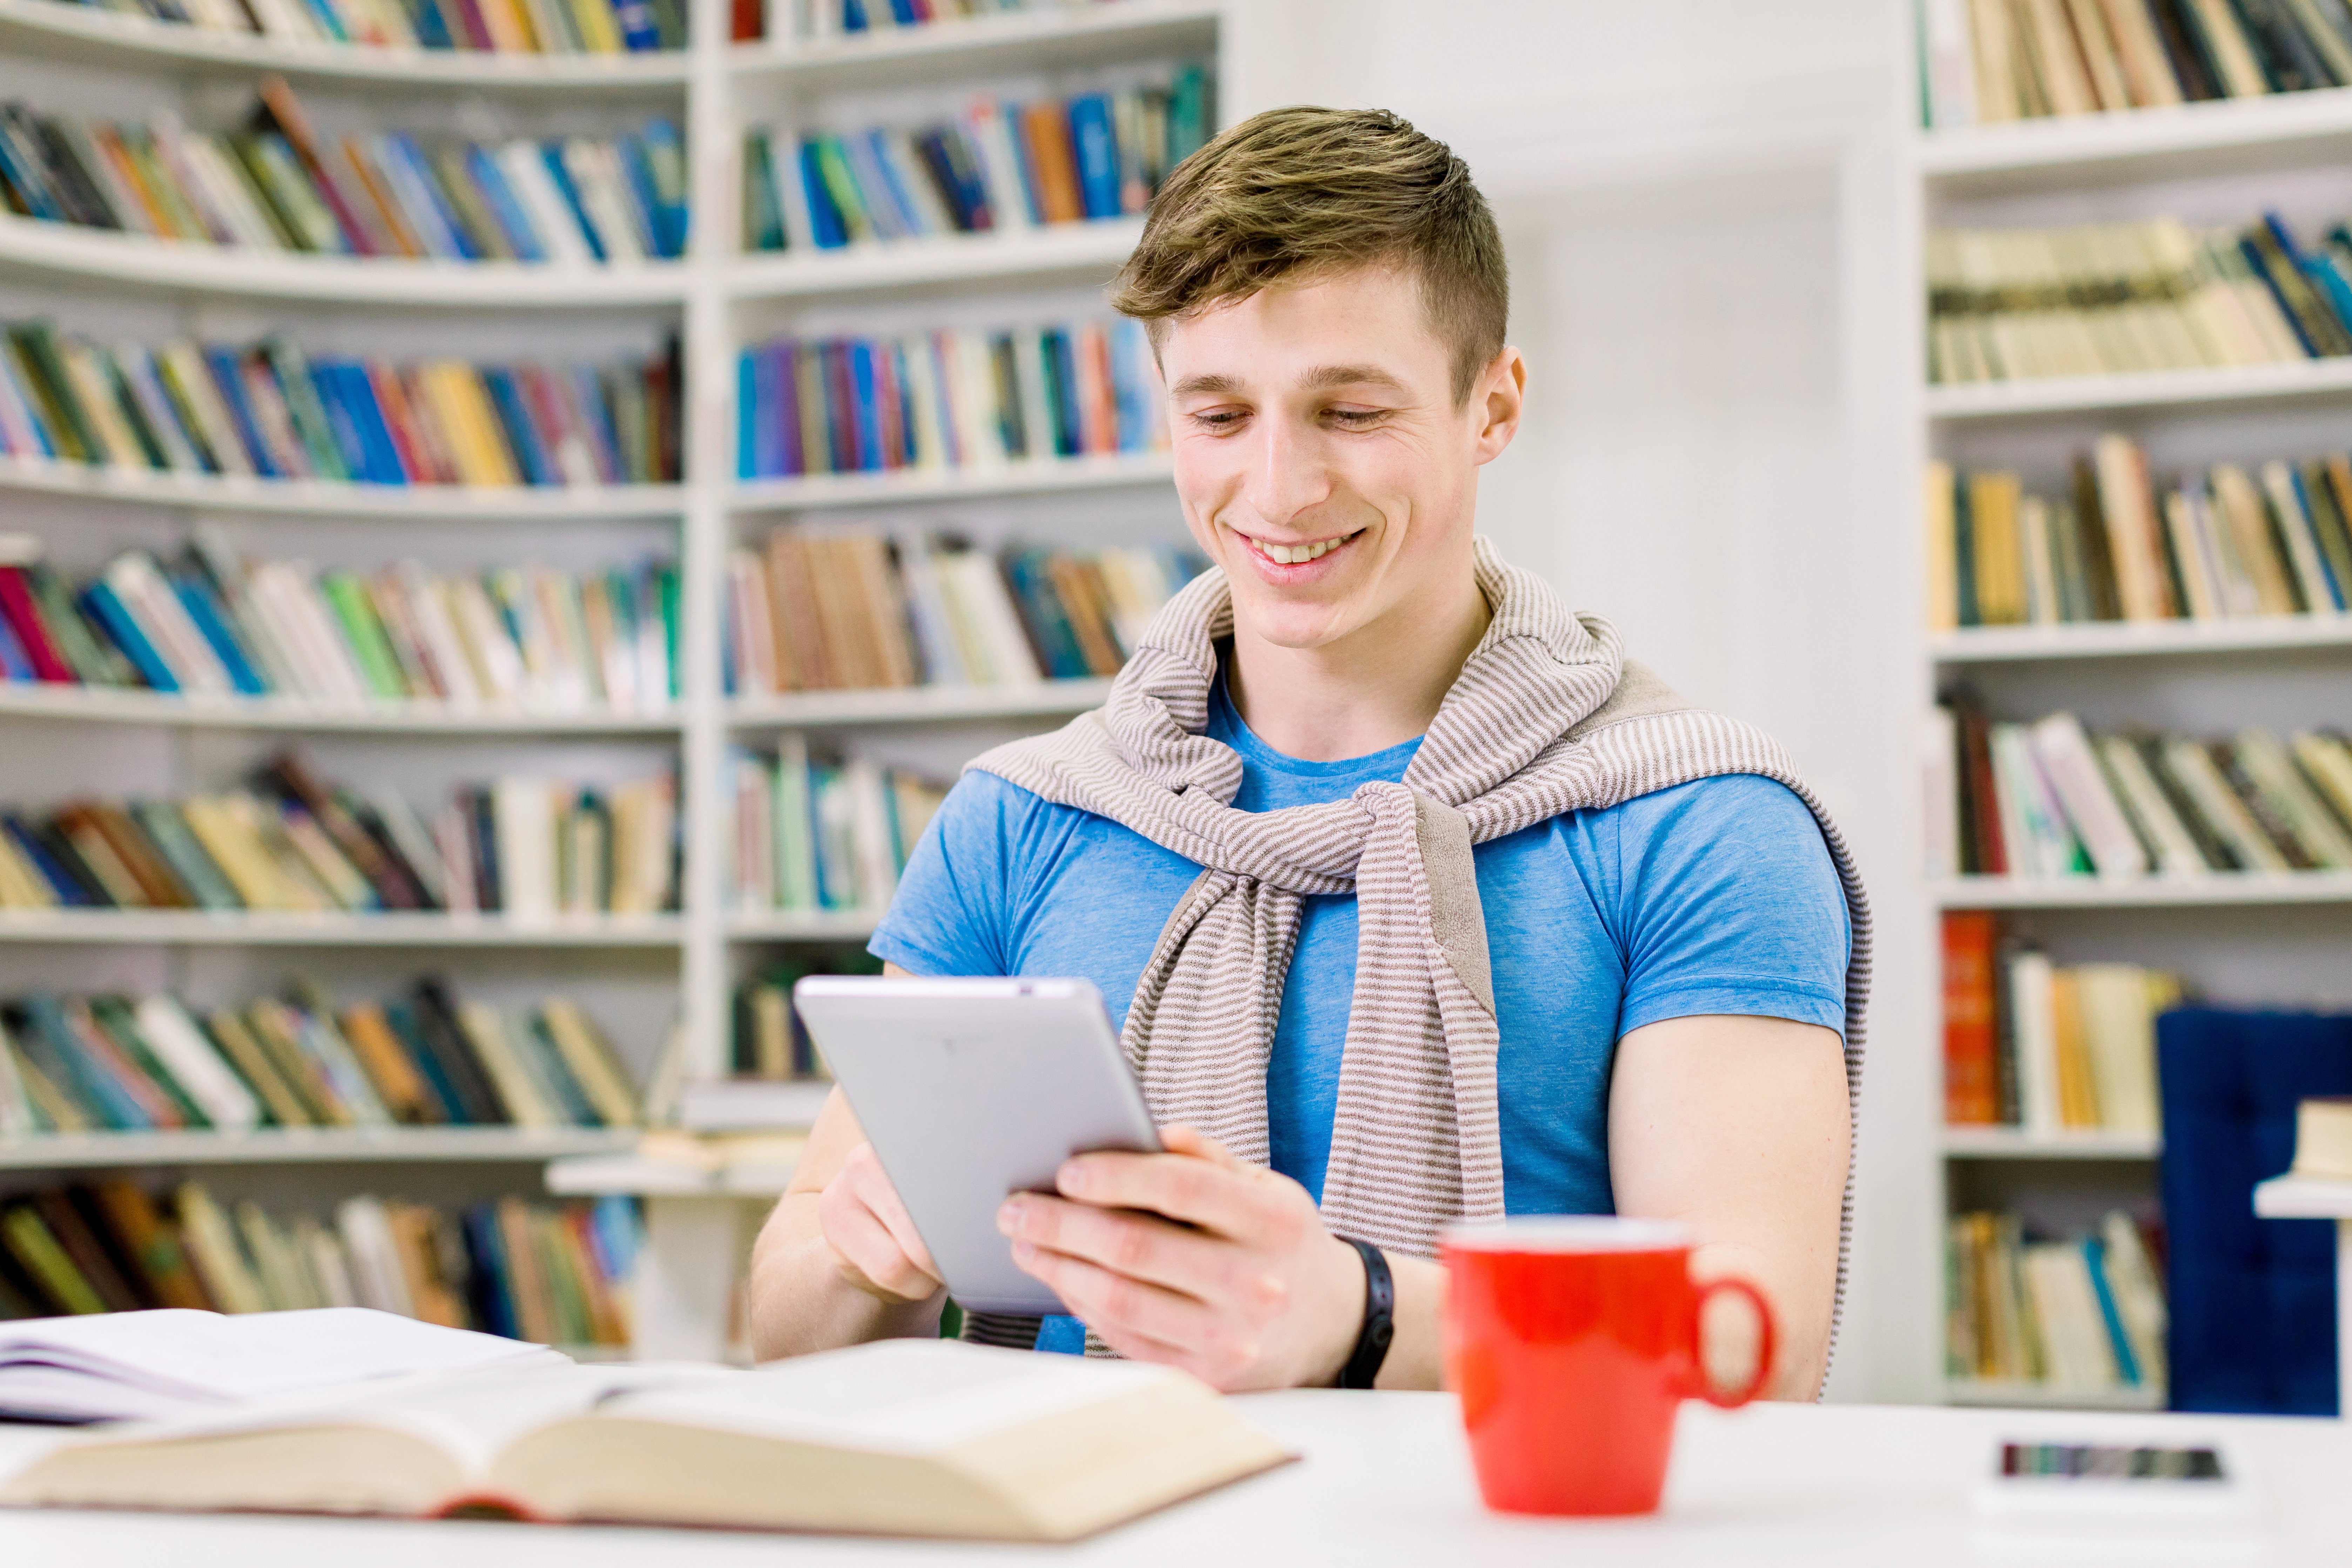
1338, 1237, 1395, 1390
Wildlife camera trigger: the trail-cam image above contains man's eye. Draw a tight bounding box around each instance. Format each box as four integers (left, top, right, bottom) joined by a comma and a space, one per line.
1193, 409, 1246, 429
1327, 409, 1383, 426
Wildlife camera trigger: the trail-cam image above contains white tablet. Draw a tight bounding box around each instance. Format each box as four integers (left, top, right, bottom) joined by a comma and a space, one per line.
791, 975, 1162, 1317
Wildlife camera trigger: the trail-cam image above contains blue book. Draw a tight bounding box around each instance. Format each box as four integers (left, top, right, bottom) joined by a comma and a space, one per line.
1111, 318, 1152, 452
295, 0, 347, 40
1044, 329, 1080, 457
335, 362, 409, 485
0, 606, 31, 681
384, 134, 478, 261
848, 341, 881, 471
465, 146, 545, 263
860, 129, 927, 238
753, 346, 787, 479
639, 119, 689, 257
5, 816, 86, 905
462, 1206, 521, 1338
736, 350, 757, 481
479, 369, 554, 487
1002, 550, 1086, 678
1066, 95, 1121, 221
799, 141, 847, 249
842, 0, 869, 30
0, 121, 62, 223
80, 580, 177, 692
2289, 466, 2347, 610
611, 0, 662, 51
538, 143, 607, 263
615, 134, 667, 260
569, 365, 622, 480
202, 348, 277, 479
407, 0, 455, 47
17, 995, 146, 1128
2081, 1237, 2142, 1386
775, 343, 804, 476
305, 363, 373, 480
591, 1194, 643, 1280
171, 577, 267, 695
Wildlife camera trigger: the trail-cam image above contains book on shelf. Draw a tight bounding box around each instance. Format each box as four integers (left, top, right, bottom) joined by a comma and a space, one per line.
735, 315, 1167, 480
729, 744, 943, 917
1925, 439, 2352, 630
1947, 1208, 2169, 1403
783, 0, 1138, 42
0, 531, 678, 715
724, 530, 1205, 695
0, 1337, 1292, 1543
0, 79, 687, 264
730, 948, 877, 1077
0, 317, 682, 487
1940, 910, 2176, 1130
1929, 695, 2352, 879
1924, 210, 2352, 384
35, 0, 688, 52
0, 1180, 640, 1352
0, 749, 679, 916
1917, 0, 2352, 127
0, 971, 643, 1137
740, 65, 1210, 252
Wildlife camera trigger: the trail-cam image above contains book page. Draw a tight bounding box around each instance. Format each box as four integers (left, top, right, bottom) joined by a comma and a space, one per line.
0, 1308, 563, 1410
596, 1340, 1181, 1456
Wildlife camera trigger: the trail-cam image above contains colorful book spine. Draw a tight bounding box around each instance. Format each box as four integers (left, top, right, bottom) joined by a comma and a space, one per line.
740, 66, 1210, 251
0, 750, 679, 917
735, 317, 1162, 479
0, 85, 688, 263
0, 321, 680, 488
721, 529, 1202, 696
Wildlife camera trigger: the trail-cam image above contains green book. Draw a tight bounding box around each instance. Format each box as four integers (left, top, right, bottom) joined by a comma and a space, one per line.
222, 132, 312, 251
88, 996, 210, 1130
0, 1205, 105, 1315
771, 732, 818, 912
319, 573, 409, 700
258, 338, 350, 482
7, 325, 97, 465
812, 137, 874, 243
27, 565, 130, 686
132, 802, 243, 912
1168, 65, 1212, 166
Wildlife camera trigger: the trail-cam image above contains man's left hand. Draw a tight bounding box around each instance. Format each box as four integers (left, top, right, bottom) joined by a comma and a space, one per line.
995, 1125, 1366, 1391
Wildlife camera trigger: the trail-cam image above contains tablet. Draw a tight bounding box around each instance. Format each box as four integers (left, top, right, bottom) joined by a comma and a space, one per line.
791, 975, 1162, 1317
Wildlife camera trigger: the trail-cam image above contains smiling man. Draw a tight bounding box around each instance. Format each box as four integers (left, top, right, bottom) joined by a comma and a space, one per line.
749, 107, 1868, 1398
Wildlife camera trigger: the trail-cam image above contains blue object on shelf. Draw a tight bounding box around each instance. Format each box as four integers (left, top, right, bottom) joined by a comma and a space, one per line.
2158, 1007, 2352, 1416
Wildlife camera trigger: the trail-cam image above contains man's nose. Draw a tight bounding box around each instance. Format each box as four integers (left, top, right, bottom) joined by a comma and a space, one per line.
1240, 417, 1333, 528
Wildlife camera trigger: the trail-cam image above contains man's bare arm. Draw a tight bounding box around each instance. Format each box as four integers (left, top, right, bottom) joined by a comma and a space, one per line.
1606, 1014, 1851, 1400
747, 964, 945, 1361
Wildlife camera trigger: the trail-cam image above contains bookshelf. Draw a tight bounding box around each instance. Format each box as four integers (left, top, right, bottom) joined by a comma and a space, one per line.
1907, 29, 2352, 1409
0, 0, 1228, 1360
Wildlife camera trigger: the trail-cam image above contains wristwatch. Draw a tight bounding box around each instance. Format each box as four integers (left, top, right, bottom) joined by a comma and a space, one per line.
1338, 1238, 1395, 1389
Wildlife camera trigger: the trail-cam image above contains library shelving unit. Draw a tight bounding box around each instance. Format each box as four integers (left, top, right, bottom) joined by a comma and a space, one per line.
0, 0, 1228, 1361
1905, 61, 2352, 1411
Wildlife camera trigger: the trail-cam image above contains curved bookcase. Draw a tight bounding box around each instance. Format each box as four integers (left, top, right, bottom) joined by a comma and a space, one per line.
0, 1126, 640, 1169
0, 215, 691, 306
0, 685, 682, 734
730, 0, 1218, 89
0, 459, 685, 520
726, 217, 1142, 301
730, 452, 1172, 513
0, 911, 688, 946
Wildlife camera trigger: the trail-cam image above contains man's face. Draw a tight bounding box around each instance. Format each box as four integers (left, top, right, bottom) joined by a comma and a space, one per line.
1159, 265, 1515, 652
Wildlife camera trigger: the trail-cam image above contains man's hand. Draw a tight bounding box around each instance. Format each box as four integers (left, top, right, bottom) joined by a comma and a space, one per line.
818, 1141, 944, 1304
994, 1124, 1366, 1391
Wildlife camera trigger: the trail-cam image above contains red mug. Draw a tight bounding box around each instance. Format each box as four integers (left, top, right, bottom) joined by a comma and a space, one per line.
1441, 1216, 1775, 1516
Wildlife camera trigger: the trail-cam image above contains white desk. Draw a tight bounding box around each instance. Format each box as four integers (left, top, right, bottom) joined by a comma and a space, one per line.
2, 1394, 2348, 1566
2252, 1173, 2352, 1418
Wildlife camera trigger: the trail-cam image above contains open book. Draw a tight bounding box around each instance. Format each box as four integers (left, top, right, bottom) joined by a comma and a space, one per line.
0, 1339, 1292, 1542
0, 1308, 565, 1423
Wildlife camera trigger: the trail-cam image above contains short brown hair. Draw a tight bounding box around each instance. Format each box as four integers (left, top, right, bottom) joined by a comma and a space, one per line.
1111, 106, 1508, 405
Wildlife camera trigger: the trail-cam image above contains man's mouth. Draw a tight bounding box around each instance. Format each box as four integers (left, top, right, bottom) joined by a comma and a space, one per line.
1237, 527, 1365, 566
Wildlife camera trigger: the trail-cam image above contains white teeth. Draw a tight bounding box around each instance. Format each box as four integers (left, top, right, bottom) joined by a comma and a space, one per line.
1252, 534, 1350, 565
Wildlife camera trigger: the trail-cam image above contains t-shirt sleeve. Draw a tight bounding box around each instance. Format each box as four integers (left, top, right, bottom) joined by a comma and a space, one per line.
1605, 775, 1851, 1040
867, 771, 1027, 977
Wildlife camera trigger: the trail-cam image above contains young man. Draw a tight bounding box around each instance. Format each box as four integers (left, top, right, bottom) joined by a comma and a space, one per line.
750, 107, 1865, 1398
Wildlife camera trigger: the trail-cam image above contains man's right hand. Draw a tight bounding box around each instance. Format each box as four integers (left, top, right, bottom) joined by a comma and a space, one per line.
818, 1141, 944, 1304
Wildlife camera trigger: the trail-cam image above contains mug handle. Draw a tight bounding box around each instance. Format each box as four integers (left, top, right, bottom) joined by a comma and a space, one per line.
1689, 1277, 1776, 1408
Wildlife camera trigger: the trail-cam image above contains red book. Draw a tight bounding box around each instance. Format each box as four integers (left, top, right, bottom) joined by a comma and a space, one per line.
0, 565, 75, 682
1942, 911, 2001, 1126
730, 0, 761, 41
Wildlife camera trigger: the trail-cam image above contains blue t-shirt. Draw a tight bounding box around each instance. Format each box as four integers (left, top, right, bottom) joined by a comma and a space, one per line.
870, 678, 1849, 1215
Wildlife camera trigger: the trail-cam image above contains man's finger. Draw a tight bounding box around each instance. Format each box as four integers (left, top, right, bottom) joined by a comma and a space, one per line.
848, 1146, 939, 1277
997, 1193, 1236, 1299
1051, 1145, 1269, 1236
821, 1189, 936, 1301
1009, 1236, 1217, 1350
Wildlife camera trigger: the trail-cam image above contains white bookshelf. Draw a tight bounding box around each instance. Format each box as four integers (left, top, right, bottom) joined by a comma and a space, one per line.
1943, 1378, 2166, 1411
1908, 42, 2352, 1413
0, 0, 1226, 1363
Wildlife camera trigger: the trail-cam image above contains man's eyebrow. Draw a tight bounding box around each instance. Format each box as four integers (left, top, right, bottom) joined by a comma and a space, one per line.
1168, 372, 1244, 399
1169, 365, 1410, 399
1299, 363, 1409, 393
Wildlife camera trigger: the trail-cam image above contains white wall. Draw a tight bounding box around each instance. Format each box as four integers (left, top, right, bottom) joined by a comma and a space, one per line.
1235, 0, 1940, 1403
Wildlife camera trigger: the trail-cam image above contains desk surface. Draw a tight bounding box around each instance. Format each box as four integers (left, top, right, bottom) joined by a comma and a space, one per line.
1, 1393, 2346, 1567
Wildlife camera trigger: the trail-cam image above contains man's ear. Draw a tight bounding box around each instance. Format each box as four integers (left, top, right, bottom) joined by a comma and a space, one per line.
1473, 346, 1527, 464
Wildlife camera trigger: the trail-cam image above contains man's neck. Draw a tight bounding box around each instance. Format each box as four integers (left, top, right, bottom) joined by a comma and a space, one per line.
1224, 565, 1491, 763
